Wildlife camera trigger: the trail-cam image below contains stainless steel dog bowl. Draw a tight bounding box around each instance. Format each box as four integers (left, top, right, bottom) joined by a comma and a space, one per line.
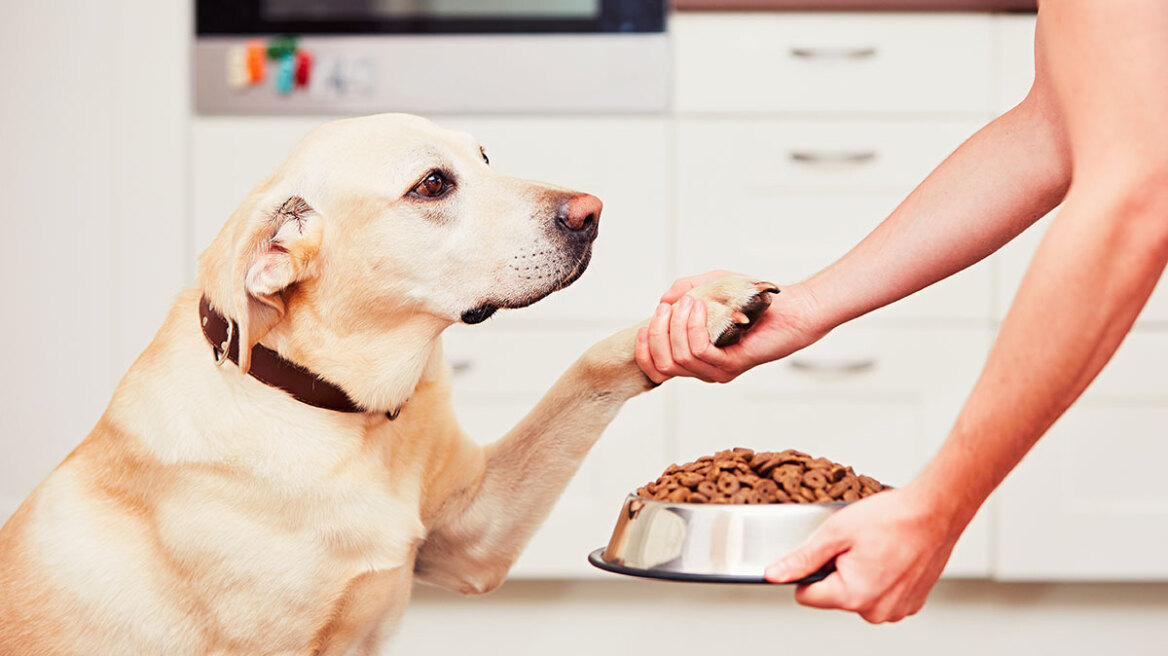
588, 493, 846, 584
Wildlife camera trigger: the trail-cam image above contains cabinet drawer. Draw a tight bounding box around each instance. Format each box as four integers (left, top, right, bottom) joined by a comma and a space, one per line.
673, 325, 994, 576
442, 327, 667, 578
677, 118, 982, 194
673, 13, 994, 114
675, 193, 995, 321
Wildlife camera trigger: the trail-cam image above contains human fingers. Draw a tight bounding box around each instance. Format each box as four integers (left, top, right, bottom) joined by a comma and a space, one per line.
684, 301, 738, 376
635, 327, 670, 385
792, 573, 858, 611
765, 523, 849, 584
660, 297, 735, 382
646, 302, 678, 374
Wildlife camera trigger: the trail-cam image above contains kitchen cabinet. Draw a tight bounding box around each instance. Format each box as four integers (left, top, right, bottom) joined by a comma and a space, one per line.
673, 13, 994, 115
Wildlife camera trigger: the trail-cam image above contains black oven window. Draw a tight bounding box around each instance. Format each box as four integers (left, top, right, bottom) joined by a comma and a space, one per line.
262, 0, 601, 21
197, 0, 663, 34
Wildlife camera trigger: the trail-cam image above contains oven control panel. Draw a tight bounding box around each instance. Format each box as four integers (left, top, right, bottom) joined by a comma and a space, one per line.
195, 34, 669, 115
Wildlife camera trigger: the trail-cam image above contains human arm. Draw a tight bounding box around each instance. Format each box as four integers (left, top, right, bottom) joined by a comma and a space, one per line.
636, 73, 1072, 383
766, 0, 1168, 621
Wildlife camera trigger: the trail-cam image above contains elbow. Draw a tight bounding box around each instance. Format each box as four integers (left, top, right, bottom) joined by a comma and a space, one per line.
1005, 93, 1074, 203
1106, 163, 1168, 250
455, 569, 509, 596
1066, 160, 1168, 267
413, 543, 513, 596
415, 562, 510, 597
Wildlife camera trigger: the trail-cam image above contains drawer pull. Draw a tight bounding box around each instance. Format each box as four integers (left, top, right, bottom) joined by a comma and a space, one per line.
451, 359, 474, 375
789, 358, 876, 375
789, 46, 877, 60
790, 150, 877, 165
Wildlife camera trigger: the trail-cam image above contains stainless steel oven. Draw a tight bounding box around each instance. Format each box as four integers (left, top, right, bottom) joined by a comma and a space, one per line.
194, 0, 669, 115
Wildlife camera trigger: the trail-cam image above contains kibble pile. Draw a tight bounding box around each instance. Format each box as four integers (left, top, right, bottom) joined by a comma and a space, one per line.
636, 448, 887, 504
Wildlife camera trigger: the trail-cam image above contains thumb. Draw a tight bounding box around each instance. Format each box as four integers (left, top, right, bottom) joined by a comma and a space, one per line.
765, 527, 848, 583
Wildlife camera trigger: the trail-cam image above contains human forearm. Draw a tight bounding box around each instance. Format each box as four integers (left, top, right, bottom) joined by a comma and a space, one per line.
805, 99, 1071, 332
914, 182, 1168, 531
639, 101, 1073, 383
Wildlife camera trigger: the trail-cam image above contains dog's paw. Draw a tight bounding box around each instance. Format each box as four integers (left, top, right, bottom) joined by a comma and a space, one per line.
687, 276, 779, 347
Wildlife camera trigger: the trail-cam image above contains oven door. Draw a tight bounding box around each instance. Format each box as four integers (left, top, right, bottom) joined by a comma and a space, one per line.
197, 0, 665, 35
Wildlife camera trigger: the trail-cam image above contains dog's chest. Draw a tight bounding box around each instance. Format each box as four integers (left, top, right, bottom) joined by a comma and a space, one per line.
153, 460, 426, 651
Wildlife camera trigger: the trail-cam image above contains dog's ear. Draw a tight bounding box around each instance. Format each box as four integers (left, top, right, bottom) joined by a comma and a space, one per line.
231, 195, 323, 373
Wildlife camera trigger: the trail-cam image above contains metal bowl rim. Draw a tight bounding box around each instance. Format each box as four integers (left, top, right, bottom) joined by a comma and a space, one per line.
623, 492, 854, 513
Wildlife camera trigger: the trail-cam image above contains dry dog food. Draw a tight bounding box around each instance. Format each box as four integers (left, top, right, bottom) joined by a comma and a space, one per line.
636, 448, 887, 504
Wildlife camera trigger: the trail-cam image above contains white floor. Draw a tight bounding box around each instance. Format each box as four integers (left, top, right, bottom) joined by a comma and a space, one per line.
390, 579, 1168, 654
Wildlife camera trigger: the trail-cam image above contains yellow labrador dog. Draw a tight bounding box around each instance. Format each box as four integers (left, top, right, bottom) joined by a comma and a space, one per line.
0, 114, 775, 655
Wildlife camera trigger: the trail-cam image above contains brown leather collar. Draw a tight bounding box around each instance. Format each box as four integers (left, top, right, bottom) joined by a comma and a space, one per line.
199, 296, 400, 420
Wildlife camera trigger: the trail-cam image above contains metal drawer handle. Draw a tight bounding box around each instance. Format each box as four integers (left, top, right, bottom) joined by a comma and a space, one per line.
451, 359, 474, 375
789, 358, 877, 375
790, 46, 877, 60
790, 150, 877, 165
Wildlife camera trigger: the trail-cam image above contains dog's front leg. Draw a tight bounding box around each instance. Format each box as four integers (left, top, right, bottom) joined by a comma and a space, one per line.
414, 276, 777, 594
414, 327, 651, 594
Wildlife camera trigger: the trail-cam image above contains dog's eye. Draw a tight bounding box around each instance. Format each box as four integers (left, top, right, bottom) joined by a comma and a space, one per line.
412, 172, 450, 198
479, 146, 489, 165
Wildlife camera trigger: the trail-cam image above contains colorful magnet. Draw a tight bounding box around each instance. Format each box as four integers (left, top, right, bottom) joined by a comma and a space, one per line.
245, 40, 266, 84
294, 50, 313, 88
275, 53, 295, 95
226, 45, 248, 89
266, 35, 298, 60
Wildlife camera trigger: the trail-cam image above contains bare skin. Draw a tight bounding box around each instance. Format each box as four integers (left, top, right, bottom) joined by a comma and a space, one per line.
637, 0, 1168, 623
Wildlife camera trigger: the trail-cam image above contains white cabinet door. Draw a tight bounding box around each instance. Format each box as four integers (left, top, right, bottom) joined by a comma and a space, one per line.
442, 325, 667, 578
192, 116, 669, 329
674, 13, 994, 114
995, 330, 1168, 580
673, 323, 995, 577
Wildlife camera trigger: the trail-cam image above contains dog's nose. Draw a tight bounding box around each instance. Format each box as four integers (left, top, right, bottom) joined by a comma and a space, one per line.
556, 193, 602, 238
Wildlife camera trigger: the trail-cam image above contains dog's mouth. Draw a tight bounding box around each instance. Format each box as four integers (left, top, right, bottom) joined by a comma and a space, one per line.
460, 245, 593, 325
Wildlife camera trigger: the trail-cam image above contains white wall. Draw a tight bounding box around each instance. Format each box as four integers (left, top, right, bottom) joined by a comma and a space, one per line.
0, 0, 189, 517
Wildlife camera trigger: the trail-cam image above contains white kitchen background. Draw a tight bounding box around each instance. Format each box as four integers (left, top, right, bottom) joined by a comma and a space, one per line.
3, 2, 1167, 654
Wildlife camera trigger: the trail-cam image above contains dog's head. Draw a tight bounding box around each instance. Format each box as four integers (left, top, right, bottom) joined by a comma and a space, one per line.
198, 114, 601, 380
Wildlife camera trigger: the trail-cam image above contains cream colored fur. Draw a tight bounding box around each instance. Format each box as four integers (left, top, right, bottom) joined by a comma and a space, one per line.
0, 114, 774, 656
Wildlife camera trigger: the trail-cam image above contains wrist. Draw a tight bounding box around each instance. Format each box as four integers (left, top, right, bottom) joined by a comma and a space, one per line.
775, 280, 833, 345
905, 456, 987, 540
